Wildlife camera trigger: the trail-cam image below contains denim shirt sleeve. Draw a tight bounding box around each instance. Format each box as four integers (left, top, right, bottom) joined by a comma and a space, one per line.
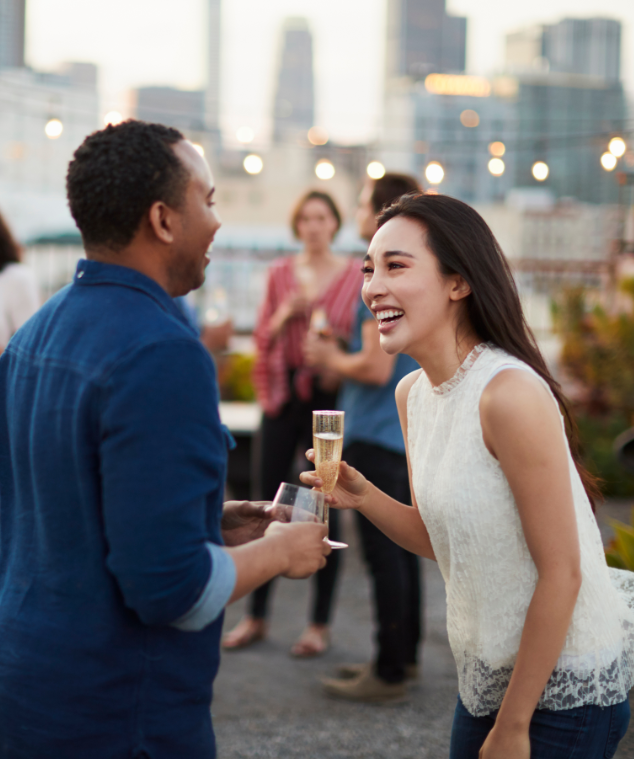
100, 339, 228, 627
171, 543, 236, 631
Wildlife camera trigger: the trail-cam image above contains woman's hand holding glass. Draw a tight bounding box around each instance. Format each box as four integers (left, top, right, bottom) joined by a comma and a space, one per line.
299, 449, 370, 512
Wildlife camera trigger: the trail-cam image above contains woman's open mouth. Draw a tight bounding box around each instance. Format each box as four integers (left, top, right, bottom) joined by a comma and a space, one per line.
376, 309, 404, 331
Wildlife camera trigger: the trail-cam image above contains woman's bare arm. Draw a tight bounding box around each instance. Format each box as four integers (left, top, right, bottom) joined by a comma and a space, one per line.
300, 369, 436, 559
477, 369, 582, 759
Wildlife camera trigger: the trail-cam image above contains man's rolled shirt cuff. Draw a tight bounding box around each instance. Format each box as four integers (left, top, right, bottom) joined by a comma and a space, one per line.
171, 543, 236, 632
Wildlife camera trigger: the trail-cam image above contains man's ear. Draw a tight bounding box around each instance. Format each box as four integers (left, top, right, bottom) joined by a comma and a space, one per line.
148, 201, 175, 244
449, 274, 471, 302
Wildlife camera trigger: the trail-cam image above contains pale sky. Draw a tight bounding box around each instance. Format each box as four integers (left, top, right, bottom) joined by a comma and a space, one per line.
26, 0, 634, 145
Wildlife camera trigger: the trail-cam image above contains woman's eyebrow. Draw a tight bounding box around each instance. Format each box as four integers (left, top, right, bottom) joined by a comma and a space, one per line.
384, 250, 415, 260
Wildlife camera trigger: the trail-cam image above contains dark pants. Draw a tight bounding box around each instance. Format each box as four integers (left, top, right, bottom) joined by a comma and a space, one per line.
450, 695, 630, 759
344, 441, 423, 684
250, 380, 341, 626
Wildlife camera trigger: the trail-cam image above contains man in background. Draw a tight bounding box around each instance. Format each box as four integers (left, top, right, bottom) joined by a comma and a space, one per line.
0, 120, 329, 758
304, 173, 423, 703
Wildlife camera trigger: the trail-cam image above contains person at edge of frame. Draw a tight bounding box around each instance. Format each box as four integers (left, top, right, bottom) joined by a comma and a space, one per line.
0, 119, 330, 759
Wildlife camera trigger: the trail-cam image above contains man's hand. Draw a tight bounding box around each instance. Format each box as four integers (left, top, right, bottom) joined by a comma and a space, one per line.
303, 332, 340, 369
221, 501, 276, 546
264, 521, 331, 578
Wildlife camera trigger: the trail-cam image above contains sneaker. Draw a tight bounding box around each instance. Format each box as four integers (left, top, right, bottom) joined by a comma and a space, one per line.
337, 662, 419, 681
322, 669, 408, 704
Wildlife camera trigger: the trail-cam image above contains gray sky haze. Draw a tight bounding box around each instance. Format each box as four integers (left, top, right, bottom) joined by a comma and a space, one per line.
26, 0, 634, 144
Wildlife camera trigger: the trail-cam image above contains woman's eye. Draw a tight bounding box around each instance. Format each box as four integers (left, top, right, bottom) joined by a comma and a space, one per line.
388, 262, 404, 270
361, 266, 373, 275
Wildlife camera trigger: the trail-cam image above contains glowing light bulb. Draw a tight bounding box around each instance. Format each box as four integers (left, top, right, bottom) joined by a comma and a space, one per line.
609, 137, 626, 158
243, 154, 263, 175
236, 127, 254, 144
425, 162, 444, 185
532, 161, 549, 181
601, 152, 617, 171
366, 161, 386, 180
488, 141, 506, 157
315, 160, 335, 180
488, 158, 505, 176
45, 119, 63, 139
104, 111, 123, 126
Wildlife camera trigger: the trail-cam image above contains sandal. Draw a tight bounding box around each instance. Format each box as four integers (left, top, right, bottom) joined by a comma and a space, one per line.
221, 617, 267, 650
290, 624, 330, 658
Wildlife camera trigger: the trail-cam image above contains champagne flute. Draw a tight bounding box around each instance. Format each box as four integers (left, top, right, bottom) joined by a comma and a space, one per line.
272, 483, 347, 549
312, 410, 346, 548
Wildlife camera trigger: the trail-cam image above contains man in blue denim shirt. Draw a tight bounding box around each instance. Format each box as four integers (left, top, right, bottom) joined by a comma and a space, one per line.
0, 121, 329, 758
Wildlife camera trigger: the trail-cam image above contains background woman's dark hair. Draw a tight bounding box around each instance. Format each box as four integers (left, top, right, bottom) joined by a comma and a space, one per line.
371, 173, 421, 214
378, 192, 601, 508
290, 190, 342, 240
0, 211, 21, 273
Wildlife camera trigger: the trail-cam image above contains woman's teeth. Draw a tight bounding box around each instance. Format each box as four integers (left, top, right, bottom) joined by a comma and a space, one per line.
377, 310, 404, 325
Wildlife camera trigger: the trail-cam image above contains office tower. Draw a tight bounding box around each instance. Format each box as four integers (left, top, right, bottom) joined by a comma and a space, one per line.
0, 0, 26, 69
386, 0, 466, 80
206, 0, 221, 131
542, 18, 621, 82
133, 86, 206, 132
272, 17, 314, 143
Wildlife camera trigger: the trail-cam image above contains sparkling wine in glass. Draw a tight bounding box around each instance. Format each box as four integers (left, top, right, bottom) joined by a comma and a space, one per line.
312, 410, 344, 496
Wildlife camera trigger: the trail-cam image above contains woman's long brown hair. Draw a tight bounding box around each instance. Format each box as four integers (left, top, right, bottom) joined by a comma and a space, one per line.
378, 192, 601, 509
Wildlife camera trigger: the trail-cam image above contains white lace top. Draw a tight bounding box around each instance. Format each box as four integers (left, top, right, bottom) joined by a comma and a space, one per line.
407, 343, 634, 716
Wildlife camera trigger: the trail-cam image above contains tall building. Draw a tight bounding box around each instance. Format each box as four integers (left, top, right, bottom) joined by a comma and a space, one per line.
543, 18, 621, 82
506, 18, 621, 82
133, 86, 206, 132
272, 17, 314, 143
386, 0, 467, 80
0, 0, 26, 69
206, 0, 221, 132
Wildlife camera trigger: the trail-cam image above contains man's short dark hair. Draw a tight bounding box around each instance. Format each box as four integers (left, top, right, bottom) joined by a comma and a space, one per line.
66, 120, 189, 251
371, 173, 422, 215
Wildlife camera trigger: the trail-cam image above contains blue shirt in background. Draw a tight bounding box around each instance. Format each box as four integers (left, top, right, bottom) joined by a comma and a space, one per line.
0, 260, 232, 759
339, 297, 419, 455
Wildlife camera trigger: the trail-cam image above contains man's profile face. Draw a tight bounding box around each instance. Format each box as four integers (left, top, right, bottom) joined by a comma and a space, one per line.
167, 141, 221, 297
356, 179, 378, 243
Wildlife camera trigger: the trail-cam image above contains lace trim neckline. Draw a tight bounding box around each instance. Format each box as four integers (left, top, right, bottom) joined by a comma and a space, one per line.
430, 343, 489, 396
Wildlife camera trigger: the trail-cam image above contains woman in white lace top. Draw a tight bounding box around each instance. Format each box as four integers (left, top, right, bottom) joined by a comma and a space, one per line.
302, 194, 633, 758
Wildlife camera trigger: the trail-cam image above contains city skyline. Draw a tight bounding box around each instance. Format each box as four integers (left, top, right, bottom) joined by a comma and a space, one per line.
23, 0, 634, 145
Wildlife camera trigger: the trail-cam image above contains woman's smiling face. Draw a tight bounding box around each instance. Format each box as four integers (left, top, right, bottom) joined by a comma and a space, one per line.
361, 215, 468, 357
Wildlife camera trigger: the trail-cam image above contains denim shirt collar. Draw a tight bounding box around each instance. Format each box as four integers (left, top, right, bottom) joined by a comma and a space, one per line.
73, 259, 195, 334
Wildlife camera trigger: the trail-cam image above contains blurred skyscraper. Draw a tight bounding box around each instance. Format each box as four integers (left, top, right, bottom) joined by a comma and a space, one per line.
386, 0, 467, 79
543, 18, 621, 81
506, 18, 621, 82
206, 0, 221, 132
272, 18, 314, 143
133, 86, 206, 132
0, 0, 26, 69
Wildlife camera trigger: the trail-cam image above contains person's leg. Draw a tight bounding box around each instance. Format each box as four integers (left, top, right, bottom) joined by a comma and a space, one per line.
345, 442, 422, 683
223, 396, 303, 649
529, 699, 630, 759
249, 403, 301, 619
311, 507, 341, 625
449, 696, 495, 759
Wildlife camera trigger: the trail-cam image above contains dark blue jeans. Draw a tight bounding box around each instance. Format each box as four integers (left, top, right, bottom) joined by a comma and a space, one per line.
450, 695, 630, 759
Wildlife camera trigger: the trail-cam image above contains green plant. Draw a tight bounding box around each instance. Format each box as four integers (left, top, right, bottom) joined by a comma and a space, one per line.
553, 281, 634, 497
605, 509, 634, 570
217, 353, 256, 402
